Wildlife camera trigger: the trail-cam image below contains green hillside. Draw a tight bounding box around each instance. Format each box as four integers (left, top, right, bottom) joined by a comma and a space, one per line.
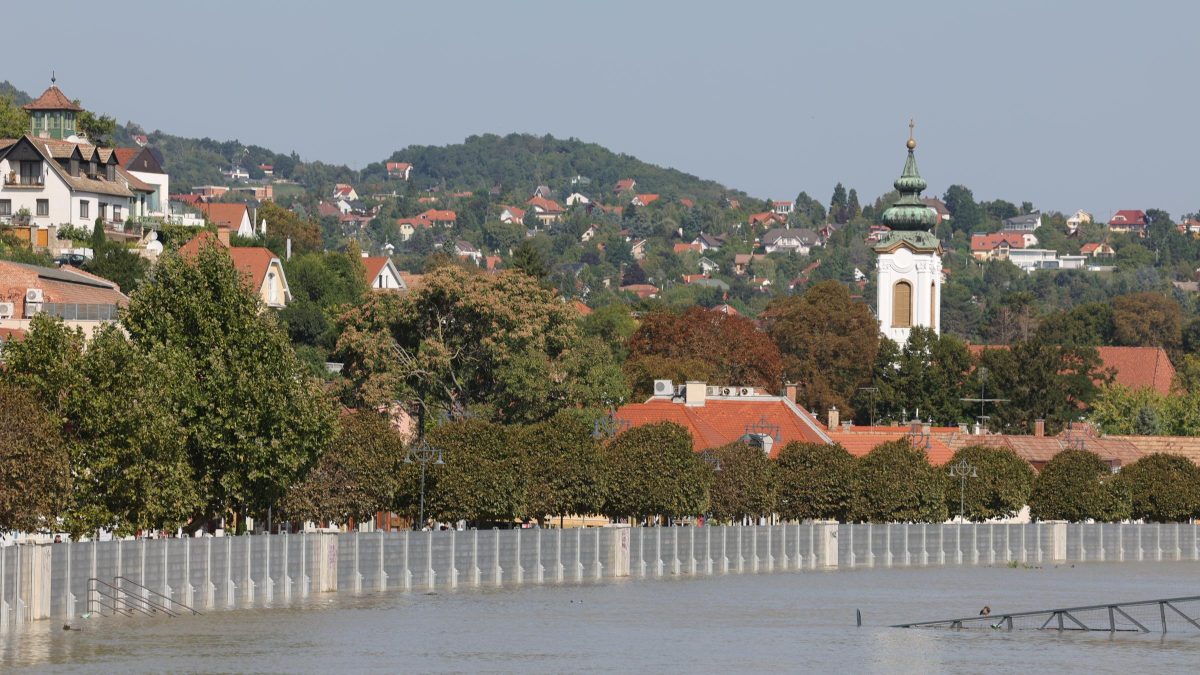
364, 133, 743, 202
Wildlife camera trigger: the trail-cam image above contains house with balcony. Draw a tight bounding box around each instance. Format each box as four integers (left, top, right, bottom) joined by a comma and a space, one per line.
0, 83, 156, 249
115, 146, 169, 218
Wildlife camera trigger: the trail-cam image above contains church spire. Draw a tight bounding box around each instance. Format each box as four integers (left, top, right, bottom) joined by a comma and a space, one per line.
881, 120, 936, 232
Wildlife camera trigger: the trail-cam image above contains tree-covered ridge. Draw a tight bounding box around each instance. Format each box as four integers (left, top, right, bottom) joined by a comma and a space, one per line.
366, 133, 742, 203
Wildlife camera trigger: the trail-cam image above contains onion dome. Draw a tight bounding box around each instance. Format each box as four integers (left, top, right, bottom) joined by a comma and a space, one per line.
881, 127, 937, 232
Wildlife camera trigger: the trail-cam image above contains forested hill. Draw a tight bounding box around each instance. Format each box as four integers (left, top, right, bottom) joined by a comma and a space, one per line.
364, 133, 743, 201
0, 81, 32, 106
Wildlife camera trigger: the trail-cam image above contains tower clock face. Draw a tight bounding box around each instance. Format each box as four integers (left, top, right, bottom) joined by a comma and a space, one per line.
893, 247, 913, 267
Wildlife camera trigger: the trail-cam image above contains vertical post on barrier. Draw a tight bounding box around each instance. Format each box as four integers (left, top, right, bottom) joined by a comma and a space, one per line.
379, 530, 388, 592
514, 529, 523, 585
472, 529, 481, 587
594, 528, 603, 580
449, 529, 459, 589
575, 527, 584, 581
554, 528, 563, 583
535, 529, 544, 584
494, 528, 504, 587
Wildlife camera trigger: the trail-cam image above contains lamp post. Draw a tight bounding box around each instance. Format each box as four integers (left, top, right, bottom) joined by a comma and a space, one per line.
405, 437, 443, 530
947, 458, 978, 524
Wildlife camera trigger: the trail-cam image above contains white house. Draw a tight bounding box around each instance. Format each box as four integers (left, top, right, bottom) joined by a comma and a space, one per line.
565, 192, 591, 206
1001, 212, 1042, 232
454, 240, 483, 265
1066, 209, 1093, 233
362, 255, 406, 290
116, 147, 169, 218
772, 200, 794, 215
762, 228, 820, 255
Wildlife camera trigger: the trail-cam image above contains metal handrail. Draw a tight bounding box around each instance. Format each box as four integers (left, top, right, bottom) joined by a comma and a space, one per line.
114, 576, 201, 616
894, 594, 1200, 633
87, 578, 152, 617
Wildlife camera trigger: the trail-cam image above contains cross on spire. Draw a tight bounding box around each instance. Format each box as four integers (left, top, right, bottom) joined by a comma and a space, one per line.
908, 118, 915, 140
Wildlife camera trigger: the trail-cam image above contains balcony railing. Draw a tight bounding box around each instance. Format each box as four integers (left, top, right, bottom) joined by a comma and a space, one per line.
3, 173, 45, 187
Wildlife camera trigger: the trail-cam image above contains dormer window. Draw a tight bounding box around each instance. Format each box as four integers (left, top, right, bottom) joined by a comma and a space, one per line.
106, 164, 115, 181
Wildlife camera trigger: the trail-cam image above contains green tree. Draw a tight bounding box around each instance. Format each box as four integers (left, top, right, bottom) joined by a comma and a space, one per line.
122, 242, 336, 528
601, 422, 711, 522
419, 419, 524, 525
0, 381, 69, 532
281, 411, 407, 524
1112, 453, 1200, 523
518, 408, 608, 525
763, 281, 879, 417
511, 239, 549, 280
850, 440, 947, 523
76, 107, 117, 145
1111, 292, 1183, 353
707, 441, 777, 523
943, 446, 1035, 522
977, 338, 1106, 434
1028, 449, 1129, 522
1090, 385, 1168, 435
942, 185, 983, 232
774, 441, 856, 521
256, 200, 323, 256
792, 191, 826, 227
829, 183, 848, 223
860, 327, 972, 425
0, 93, 29, 138
579, 302, 637, 361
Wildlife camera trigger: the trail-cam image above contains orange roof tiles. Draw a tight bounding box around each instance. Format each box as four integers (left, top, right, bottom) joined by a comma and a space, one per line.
178, 231, 279, 294
615, 397, 831, 457
361, 256, 391, 286
970, 231, 1026, 251
196, 203, 249, 229
23, 85, 82, 111
827, 428, 956, 465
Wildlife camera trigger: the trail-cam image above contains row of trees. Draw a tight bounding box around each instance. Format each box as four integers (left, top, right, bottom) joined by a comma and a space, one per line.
281, 419, 1200, 526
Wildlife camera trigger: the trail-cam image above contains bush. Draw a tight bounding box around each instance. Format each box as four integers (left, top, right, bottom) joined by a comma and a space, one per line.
850, 440, 947, 523
1113, 453, 1200, 523
1028, 449, 1129, 522
943, 445, 1035, 522
708, 441, 777, 523
600, 422, 711, 522
774, 441, 855, 521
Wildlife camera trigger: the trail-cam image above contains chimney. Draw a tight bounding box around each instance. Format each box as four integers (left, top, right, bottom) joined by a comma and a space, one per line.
286, 237, 292, 261
958, 423, 969, 434
216, 227, 231, 246
684, 381, 706, 407
922, 422, 931, 435
1034, 419, 1045, 437
841, 421, 851, 432
827, 406, 839, 429
784, 382, 797, 403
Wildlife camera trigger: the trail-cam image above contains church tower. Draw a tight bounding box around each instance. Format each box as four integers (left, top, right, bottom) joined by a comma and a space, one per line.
875, 123, 941, 345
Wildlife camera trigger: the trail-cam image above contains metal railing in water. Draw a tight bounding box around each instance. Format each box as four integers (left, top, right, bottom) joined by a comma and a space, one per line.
85, 577, 201, 618
894, 595, 1200, 633
113, 576, 201, 616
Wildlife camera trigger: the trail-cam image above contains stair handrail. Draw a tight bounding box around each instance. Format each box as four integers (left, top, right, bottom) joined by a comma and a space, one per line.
86, 578, 153, 617
113, 576, 201, 615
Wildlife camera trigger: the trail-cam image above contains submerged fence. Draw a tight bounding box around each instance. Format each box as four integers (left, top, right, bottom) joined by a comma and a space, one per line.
2, 522, 1198, 627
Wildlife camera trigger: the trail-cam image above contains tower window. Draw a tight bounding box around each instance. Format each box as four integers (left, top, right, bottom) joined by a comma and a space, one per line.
892, 280, 913, 328
930, 281, 937, 329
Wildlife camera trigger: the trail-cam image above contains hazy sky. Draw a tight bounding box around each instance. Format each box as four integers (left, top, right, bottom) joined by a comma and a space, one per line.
8, 1, 1198, 217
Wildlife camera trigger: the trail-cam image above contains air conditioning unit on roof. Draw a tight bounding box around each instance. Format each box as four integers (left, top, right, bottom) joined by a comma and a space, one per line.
653, 379, 674, 397
739, 387, 752, 396
25, 288, 43, 303
0, 302, 13, 319
721, 386, 734, 396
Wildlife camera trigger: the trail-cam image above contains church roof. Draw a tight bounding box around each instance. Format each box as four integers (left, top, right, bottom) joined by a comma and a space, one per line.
881, 125, 937, 232
23, 84, 83, 112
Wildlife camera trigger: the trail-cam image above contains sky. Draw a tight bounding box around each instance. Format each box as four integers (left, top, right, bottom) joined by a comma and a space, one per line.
7, 1, 1198, 217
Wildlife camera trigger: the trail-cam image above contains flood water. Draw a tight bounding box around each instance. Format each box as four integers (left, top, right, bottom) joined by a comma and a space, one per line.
4, 561, 1199, 673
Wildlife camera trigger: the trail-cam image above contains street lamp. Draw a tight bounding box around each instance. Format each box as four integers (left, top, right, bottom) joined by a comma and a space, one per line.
947, 458, 978, 524
405, 438, 444, 530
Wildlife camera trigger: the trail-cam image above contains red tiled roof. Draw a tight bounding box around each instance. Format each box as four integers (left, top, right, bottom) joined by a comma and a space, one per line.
1109, 210, 1146, 227
615, 178, 636, 192
679, 198, 695, 208
361, 256, 391, 286
114, 147, 140, 167
501, 205, 526, 221
710, 304, 739, 316
827, 429, 956, 465
615, 397, 830, 457
748, 212, 782, 225
420, 208, 457, 222
196, 203, 249, 229
970, 231, 1026, 251
386, 162, 411, 172
572, 299, 592, 316
526, 196, 563, 213
23, 85, 82, 111
939, 426, 1143, 469
674, 243, 702, 254
1080, 242, 1101, 254
620, 284, 659, 299
635, 193, 660, 206
967, 344, 1175, 395
178, 232, 279, 294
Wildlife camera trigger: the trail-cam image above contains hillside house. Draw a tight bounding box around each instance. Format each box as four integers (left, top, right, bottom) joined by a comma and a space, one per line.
691, 233, 724, 251
1080, 241, 1115, 258
762, 228, 819, 255
1001, 212, 1042, 232
733, 253, 766, 276
632, 193, 660, 207
526, 196, 563, 225
180, 230, 291, 308
197, 202, 256, 238
631, 239, 647, 261
386, 162, 412, 180
565, 192, 590, 206
620, 283, 659, 299
498, 205, 526, 225
1066, 209, 1093, 233
454, 240, 483, 265
772, 200, 794, 216
748, 212, 785, 228
613, 178, 636, 195
115, 146, 169, 218
362, 255, 406, 291
333, 184, 358, 201
698, 257, 719, 274
1108, 210, 1147, 234
970, 232, 1032, 261
673, 242, 702, 255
